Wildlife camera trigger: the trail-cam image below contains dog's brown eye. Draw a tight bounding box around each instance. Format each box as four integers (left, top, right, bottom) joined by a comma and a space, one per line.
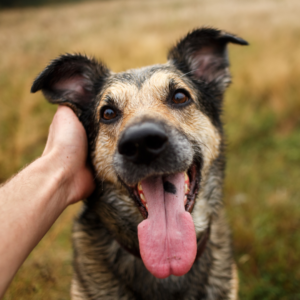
172, 91, 189, 104
103, 108, 116, 120
101, 107, 117, 121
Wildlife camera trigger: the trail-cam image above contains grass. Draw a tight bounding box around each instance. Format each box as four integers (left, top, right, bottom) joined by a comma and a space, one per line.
0, 0, 300, 299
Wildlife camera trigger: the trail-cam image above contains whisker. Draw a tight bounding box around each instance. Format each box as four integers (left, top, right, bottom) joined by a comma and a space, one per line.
179, 68, 198, 78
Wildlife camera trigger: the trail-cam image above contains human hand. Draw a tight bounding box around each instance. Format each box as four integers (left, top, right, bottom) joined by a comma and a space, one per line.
43, 105, 95, 205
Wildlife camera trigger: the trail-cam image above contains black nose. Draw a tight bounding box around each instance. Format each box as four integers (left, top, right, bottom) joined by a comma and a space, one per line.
118, 122, 168, 164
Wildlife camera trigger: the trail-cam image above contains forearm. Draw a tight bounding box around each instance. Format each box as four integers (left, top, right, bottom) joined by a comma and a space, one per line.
0, 106, 94, 298
0, 153, 69, 297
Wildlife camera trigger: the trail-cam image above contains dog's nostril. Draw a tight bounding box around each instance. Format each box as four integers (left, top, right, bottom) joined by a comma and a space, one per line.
119, 141, 138, 157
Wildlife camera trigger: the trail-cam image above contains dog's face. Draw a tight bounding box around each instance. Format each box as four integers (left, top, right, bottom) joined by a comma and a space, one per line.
32, 28, 247, 279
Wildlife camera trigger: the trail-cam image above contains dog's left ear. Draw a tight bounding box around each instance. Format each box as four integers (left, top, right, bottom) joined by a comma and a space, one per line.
168, 28, 248, 92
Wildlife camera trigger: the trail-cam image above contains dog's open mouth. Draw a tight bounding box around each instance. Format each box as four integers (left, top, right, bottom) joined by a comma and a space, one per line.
128, 162, 200, 219
125, 161, 201, 279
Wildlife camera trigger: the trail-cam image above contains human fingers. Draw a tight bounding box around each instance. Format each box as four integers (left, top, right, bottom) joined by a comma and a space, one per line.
43, 105, 87, 157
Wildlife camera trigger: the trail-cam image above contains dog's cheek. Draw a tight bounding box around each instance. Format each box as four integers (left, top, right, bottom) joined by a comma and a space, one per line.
183, 110, 222, 234
186, 110, 221, 174
92, 131, 120, 184
191, 192, 211, 233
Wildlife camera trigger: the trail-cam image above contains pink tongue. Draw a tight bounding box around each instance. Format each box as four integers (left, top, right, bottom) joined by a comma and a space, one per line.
138, 173, 197, 279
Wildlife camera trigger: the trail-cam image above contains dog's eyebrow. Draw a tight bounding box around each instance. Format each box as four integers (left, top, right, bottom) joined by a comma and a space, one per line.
102, 95, 118, 107
168, 77, 193, 92
166, 78, 189, 97
168, 78, 178, 92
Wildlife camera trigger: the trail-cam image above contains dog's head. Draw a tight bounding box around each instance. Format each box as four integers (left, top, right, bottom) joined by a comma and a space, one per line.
32, 28, 247, 279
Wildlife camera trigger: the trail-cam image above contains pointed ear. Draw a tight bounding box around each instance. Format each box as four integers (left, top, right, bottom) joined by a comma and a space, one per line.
168, 28, 248, 92
31, 54, 110, 115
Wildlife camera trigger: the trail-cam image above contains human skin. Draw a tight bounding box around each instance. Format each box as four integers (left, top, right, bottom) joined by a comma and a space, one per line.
0, 106, 95, 298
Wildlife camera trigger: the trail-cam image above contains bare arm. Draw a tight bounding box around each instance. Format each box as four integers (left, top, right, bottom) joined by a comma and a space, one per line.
0, 106, 95, 298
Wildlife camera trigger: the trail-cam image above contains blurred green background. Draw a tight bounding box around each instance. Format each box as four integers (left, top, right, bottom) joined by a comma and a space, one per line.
1, 0, 300, 299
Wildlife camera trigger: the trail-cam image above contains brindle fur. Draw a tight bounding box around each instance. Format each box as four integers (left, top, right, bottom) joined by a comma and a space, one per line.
31, 28, 247, 300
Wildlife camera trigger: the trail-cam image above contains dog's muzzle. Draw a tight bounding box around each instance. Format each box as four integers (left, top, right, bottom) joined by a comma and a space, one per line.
113, 118, 193, 186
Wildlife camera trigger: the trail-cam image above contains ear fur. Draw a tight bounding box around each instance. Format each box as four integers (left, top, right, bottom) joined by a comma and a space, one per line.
31, 54, 110, 115
168, 28, 248, 92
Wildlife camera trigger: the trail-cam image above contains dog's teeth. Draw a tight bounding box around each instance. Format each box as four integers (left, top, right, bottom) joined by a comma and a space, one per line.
185, 183, 189, 194
138, 183, 147, 208
184, 172, 190, 194
184, 172, 189, 182
138, 182, 143, 192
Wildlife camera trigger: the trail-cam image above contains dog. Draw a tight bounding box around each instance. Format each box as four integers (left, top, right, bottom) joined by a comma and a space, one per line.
31, 27, 247, 300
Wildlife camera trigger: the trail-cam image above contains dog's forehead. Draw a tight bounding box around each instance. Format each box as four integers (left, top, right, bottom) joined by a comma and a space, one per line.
118, 64, 174, 87
99, 64, 195, 108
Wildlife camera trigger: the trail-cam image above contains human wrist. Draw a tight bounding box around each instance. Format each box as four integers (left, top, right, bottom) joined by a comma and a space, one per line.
40, 146, 92, 206
37, 151, 73, 209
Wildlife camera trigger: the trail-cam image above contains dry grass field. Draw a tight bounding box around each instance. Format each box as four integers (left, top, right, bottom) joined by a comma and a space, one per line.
1, 0, 300, 299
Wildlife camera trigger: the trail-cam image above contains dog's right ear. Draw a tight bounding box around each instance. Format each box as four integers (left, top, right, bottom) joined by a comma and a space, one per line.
31, 54, 110, 115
